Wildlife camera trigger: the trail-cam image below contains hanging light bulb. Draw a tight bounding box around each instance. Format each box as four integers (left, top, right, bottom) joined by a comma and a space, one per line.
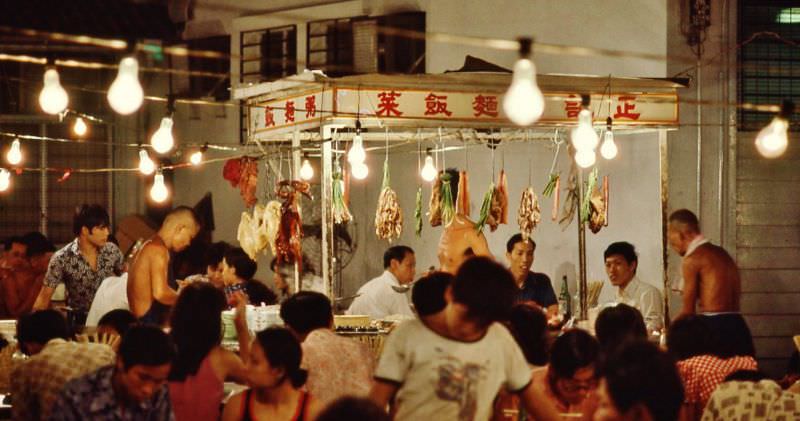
39, 67, 69, 115
503, 37, 545, 126
189, 143, 208, 166
571, 96, 599, 151
107, 56, 144, 115
347, 121, 366, 164
150, 116, 175, 154
421, 148, 438, 182
189, 150, 203, 166
351, 162, 369, 180
600, 117, 618, 160
6, 139, 22, 165
575, 148, 596, 168
299, 154, 314, 180
150, 170, 169, 203
138, 149, 155, 175
73, 117, 88, 137
0, 169, 10, 192
755, 100, 793, 159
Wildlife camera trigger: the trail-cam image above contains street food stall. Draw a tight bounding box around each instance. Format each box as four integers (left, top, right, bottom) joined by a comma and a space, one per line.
234, 68, 682, 330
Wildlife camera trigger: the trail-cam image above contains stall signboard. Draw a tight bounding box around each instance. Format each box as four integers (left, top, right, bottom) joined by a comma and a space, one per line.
248, 90, 334, 138
247, 86, 678, 140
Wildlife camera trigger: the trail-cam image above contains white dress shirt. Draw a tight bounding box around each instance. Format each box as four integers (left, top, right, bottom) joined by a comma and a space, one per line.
347, 270, 414, 319
615, 276, 664, 331
85, 273, 129, 327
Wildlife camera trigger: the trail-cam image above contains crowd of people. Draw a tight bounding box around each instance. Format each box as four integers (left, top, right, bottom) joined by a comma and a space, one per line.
1, 203, 799, 420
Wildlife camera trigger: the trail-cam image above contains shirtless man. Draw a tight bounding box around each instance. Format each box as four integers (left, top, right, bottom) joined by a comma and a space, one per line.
127, 206, 199, 325
436, 169, 492, 274
668, 209, 754, 357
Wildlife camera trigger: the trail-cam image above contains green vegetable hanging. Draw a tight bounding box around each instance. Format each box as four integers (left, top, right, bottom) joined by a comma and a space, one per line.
475, 183, 495, 232
542, 173, 560, 197
332, 169, 351, 224
440, 172, 455, 226
580, 168, 598, 224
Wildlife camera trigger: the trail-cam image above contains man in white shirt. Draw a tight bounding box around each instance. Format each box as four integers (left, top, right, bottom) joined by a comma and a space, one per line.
348, 246, 416, 319
85, 273, 129, 327
603, 242, 663, 332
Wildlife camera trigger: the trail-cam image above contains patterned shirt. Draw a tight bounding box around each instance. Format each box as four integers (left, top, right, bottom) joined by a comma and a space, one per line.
702, 380, 800, 421
677, 354, 758, 405
301, 328, 374, 406
48, 365, 175, 421
10, 339, 115, 420
44, 239, 123, 313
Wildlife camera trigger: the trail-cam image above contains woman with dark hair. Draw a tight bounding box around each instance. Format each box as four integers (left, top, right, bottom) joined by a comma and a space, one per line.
222, 327, 322, 421
169, 282, 250, 421
507, 302, 549, 367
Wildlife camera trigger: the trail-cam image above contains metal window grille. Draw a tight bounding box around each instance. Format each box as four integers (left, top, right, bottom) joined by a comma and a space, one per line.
738, 1, 800, 130
307, 18, 355, 77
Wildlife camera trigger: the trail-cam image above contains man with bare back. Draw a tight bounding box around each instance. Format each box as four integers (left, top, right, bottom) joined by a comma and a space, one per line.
668, 209, 754, 357
128, 206, 199, 325
436, 169, 492, 274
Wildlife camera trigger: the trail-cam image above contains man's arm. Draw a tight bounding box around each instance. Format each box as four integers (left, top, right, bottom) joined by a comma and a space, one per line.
369, 380, 399, 412
149, 248, 178, 305
32, 285, 55, 311
518, 381, 561, 421
641, 287, 664, 331
677, 258, 700, 319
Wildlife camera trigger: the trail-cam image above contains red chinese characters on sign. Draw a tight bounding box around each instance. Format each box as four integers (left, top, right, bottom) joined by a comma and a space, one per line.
472, 95, 499, 118
264, 106, 275, 127
564, 95, 581, 118
305, 96, 316, 118
424, 93, 453, 117
614, 95, 641, 120
285, 101, 295, 123
376, 91, 404, 117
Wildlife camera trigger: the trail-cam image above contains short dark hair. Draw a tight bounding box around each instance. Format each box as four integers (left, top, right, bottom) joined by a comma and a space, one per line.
383, 245, 414, 269
412, 271, 453, 317
73, 204, 110, 236
256, 327, 307, 388
119, 324, 176, 369
601, 341, 683, 421
169, 283, 226, 380
280, 291, 333, 335
17, 310, 69, 348
506, 303, 548, 366
98, 309, 136, 336
506, 234, 536, 253
21, 232, 55, 258
245, 280, 278, 305
316, 397, 391, 421
452, 256, 517, 326
204, 241, 231, 268
603, 242, 638, 267
669, 209, 700, 233
224, 247, 257, 280
550, 329, 600, 379
666, 315, 716, 360
594, 304, 647, 354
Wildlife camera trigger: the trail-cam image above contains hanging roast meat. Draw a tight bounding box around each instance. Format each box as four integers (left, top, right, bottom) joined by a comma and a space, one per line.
275, 181, 311, 273
517, 187, 541, 241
